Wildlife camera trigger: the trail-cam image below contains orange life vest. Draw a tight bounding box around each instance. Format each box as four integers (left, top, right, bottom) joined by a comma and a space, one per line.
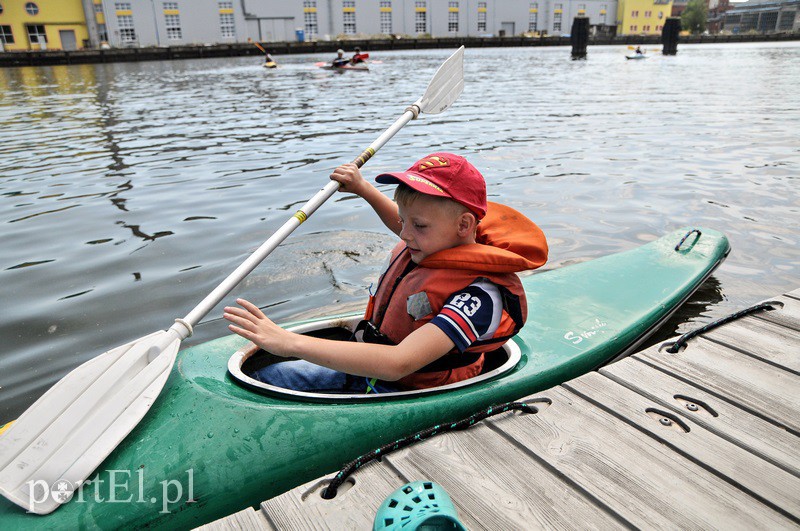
363, 202, 548, 388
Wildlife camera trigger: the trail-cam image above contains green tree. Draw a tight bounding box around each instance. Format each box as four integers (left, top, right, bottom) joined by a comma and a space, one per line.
681, 0, 708, 34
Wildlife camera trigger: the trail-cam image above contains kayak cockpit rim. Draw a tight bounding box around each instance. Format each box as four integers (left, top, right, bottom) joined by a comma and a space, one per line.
227, 315, 522, 401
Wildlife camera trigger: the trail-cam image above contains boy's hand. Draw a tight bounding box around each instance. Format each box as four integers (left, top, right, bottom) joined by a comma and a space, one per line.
224, 298, 293, 357
330, 163, 367, 196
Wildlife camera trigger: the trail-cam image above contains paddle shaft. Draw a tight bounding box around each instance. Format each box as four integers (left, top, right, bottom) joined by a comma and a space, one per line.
177, 104, 421, 335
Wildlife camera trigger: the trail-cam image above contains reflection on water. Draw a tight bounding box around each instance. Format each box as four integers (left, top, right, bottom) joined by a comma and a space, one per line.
1, 43, 798, 421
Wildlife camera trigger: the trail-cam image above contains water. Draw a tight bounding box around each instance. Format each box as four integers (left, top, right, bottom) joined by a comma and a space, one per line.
1, 43, 798, 422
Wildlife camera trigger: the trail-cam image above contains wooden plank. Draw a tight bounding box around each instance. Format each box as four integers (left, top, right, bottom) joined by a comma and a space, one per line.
600, 356, 800, 477
565, 371, 800, 518
259, 459, 406, 530
195, 507, 270, 531
756, 293, 800, 331
638, 336, 800, 435
489, 386, 797, 529
382, 419, 626, 529
702, 316, 800, 373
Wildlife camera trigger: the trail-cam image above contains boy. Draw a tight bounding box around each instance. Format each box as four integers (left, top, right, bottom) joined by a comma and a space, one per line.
224, 153, 547, 392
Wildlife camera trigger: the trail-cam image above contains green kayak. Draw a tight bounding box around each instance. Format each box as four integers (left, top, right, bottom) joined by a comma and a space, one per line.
0, 227, 729, 529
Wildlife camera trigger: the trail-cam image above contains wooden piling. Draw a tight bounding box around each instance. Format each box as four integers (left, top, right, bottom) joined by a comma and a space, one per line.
571, 17, 590, 59
662, 17, 681, 55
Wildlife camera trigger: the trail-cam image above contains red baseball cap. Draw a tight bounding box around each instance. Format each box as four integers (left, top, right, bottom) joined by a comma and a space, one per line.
375, 153, 487, 219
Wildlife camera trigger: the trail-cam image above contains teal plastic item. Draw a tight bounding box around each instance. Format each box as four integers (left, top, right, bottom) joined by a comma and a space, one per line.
374, 481, 466, 530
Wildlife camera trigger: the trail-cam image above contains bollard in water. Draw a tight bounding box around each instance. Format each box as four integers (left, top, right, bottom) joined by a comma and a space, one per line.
662, 17, 681, 55
571, 16, 590, 59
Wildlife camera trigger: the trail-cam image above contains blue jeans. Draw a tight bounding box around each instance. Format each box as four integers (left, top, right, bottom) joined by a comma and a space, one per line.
252, 359, 401, 394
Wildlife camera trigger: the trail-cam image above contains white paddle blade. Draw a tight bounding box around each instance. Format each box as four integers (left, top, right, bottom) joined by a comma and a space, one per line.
418, 46, 465, 115
0, 331, 180, 514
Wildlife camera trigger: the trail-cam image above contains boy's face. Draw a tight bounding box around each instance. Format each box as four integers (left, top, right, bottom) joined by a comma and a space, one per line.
397, 194, 465, 264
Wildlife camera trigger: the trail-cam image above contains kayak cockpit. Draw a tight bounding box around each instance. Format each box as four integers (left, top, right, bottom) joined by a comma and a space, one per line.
227, 315, 521, 401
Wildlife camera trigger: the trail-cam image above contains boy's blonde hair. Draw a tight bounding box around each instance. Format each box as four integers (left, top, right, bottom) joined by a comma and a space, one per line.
394, 183, 473, 220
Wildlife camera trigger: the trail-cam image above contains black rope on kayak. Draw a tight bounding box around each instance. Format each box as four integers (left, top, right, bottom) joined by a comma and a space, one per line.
665, 302, 776, 353
320, 401, 537, 500
674, 229, 702, 252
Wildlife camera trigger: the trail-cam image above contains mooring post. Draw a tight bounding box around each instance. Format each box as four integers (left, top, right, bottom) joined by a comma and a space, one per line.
571, 16, 590, 59
662, 17, 681, 55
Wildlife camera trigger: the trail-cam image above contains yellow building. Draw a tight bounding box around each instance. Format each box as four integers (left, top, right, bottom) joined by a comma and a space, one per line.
0, 0, 90, 51
616, 0, 673, 35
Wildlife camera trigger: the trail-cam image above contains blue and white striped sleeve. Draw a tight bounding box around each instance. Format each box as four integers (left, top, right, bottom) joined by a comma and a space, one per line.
430, 279, 503, 352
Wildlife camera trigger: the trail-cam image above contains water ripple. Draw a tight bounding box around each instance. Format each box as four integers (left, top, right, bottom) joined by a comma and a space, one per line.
1, 43, 799, 420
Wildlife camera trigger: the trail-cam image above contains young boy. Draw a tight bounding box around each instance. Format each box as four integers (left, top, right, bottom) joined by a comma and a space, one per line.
224, 153, 547, 392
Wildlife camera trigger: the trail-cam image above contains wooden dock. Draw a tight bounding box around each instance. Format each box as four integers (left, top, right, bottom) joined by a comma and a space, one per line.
199, 289, 800, 530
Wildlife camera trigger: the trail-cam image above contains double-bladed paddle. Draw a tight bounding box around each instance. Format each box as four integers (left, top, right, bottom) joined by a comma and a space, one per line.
0, 45, 465, 515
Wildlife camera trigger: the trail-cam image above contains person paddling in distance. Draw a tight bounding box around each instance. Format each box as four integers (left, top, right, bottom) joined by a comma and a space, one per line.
332, 48, 349, 67
224, 153, 548, 393
350, 46, 368, 64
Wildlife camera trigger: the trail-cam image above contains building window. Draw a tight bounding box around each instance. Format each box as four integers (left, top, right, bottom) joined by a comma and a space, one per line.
529, 3, 538, 31
0, 4, 4, 15
553, 14, 562, 32
219, 13, 235, 37
342, 13, 356, 34
601, 4, 607, 23
380, 1, 392, 34
98, 23, 108, 42
219, 1, 235, 39
630, 24, 637, 31
25, 2, 39, 15
26, 24, 47, 44
163, 1, 177, 9
415, 1, 427, 34
164, 14, 181, 39
304, 13, 318, 39
644, 10, 652, 17
0, 25, 14, 45
448, 2, 459, 33
342, 0, 356, 34
658, 11, 664, 18
303, 0, 318, 39
115, 2, 131, 10
631, 10, 639, 17
117, 14, 136, 43
778, 10, 794, 30
477, 2, 487, 32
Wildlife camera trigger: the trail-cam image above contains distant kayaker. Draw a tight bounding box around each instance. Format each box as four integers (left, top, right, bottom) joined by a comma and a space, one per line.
635, 46, 643, 55
224, 153, 547, 393
350, 46, 368, 65
332, 49, 349, 68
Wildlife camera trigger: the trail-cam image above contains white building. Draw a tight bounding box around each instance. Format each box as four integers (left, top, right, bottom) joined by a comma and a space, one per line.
95, 0, 618, 48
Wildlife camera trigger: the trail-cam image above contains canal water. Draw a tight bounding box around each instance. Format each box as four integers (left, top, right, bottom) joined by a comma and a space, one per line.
1, 42, 798, 422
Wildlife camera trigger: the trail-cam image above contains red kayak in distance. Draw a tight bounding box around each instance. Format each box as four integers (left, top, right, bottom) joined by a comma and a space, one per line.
315, 61, 370, 72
